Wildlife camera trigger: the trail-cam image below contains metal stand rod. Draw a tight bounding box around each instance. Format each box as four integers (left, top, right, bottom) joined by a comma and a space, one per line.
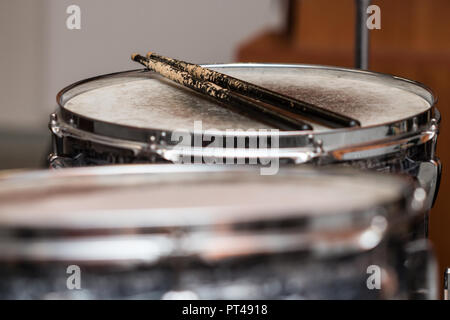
355, 0, 371, 69
445, 268, 449, 300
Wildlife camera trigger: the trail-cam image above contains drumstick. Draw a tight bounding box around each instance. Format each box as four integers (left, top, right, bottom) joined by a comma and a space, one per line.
131, 54, 312, 131
146, 51, 361, 128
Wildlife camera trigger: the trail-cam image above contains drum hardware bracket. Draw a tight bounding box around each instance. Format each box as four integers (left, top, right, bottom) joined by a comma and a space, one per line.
306, 134, 326, 165
146, 133, 170, 162
50, 114, 170, 164
48, 153, 85, 168
49, 112, 77, 136
428, 117, 440, 157
428, 117, 439, 136
50, 112, 148, 157
417, 159, 442, 210
49, 113, 63, 138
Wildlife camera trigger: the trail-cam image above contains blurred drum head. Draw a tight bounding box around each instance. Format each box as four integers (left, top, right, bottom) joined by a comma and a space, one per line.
0, 164, 416, 264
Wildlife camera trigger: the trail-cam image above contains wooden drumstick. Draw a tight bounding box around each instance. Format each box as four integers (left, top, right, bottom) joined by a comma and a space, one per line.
132, 54, 312, 131
146, 51, 360, 128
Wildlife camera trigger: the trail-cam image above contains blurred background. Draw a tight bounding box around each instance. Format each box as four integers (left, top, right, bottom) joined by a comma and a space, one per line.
0, 0, 449, 296
0, 0, 284, 168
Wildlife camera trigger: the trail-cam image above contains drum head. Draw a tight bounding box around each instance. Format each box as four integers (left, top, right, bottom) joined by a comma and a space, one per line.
60, 64, 434, 132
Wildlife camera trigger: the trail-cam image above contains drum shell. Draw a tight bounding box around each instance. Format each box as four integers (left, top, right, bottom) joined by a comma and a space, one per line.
0, 242, 407, 299
0, 223, 437, 300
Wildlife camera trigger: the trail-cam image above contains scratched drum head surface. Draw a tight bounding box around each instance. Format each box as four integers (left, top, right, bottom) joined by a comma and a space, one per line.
0, 165, 409, 230
62, 64, 433, 132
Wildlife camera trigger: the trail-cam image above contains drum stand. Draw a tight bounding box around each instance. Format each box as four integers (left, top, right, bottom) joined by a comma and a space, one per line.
355, 0, 371, 69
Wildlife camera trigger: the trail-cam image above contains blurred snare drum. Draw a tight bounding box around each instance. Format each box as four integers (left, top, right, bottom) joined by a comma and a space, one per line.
0, 165, 437, 299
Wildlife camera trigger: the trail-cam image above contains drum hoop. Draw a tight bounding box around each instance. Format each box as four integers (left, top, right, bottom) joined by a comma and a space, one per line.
0, 224, 388, 265
57, 64, 437, 113
51, 106, 437, 164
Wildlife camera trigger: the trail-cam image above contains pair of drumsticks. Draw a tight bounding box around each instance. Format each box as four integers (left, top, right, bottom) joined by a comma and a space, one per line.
131, 52, 360, 130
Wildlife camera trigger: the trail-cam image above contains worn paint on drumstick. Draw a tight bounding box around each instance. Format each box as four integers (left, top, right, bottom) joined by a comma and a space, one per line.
132, 54, 312, 131
132, 54, 227, 100
147, 51, 248, 93
145, 51, 360, 128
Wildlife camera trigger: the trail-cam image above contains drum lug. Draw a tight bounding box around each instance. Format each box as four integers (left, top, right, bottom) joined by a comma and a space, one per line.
429, 118, 439, 134
299, 134, 325, 164
429, 107, 441, 134
417, 158, 442, 210
309, 135, 324, 154
49, 112, 63, 138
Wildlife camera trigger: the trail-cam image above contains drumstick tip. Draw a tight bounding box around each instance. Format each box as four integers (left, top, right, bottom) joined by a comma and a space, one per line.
131, 53, 140, 61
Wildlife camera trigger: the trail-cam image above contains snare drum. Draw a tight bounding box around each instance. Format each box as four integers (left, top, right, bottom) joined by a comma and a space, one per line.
49, 64, 441, 209
0, 165, 437, 299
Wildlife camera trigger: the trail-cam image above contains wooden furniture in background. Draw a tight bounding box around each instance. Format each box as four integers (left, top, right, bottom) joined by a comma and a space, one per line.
237, 0, 450, 296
